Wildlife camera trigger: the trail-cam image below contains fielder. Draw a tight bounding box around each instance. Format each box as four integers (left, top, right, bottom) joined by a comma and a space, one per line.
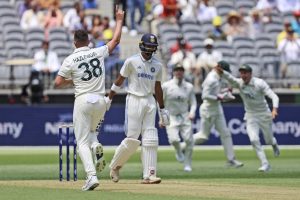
54, 7, 124, 191
192, 61, 243, 168
221, 64, 280, 172
107, 33, 170, 184
161, 63, 197, 172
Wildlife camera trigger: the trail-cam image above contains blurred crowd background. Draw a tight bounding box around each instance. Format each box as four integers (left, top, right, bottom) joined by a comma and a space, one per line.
0, 0, 300, 104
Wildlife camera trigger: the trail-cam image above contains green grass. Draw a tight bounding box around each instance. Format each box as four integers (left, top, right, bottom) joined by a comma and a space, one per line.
0, 147, 299, 200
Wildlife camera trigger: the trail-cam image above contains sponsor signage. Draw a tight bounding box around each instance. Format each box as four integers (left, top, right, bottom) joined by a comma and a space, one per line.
0, 105, 299, 145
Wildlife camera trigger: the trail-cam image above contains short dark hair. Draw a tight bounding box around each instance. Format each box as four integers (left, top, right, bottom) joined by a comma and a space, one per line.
74, 30, 89, 42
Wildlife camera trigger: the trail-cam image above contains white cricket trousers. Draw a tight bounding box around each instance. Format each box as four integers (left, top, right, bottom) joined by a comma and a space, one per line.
245, 112, 278, 165
245, 112, 277, 145
125, 94, 158, 178
125, 94, 156, 138
73, 94, 106, 176
166, 112, 193, 166
200, 104, 235, 161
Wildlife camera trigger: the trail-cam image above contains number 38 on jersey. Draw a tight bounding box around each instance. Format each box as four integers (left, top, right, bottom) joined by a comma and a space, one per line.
78, 58, 102, 81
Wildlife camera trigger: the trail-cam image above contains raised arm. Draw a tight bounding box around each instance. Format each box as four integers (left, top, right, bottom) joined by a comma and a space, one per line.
106, 6, 124, 54
222, 70, 241, 88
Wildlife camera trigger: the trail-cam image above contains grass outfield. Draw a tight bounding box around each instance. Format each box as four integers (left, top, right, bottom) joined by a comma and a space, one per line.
0, 147, 299, 200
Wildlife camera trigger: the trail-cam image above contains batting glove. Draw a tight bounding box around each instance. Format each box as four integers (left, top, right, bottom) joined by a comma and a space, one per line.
104, 96, 112, 111
159, 108, 170, 126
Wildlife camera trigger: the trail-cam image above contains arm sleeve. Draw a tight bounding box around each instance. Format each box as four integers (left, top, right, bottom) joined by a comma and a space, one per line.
189, 87, 197, 116
261, 80, 279, 108
201, 80, 218, 101
120, 59, 131, 78
95, 45, 109, 58
58, 58, 72, 79
156, 65, 163, 82
222, 71, 240, 88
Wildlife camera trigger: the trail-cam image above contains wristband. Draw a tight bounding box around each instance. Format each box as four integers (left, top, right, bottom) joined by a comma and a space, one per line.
111, 83, 121, 92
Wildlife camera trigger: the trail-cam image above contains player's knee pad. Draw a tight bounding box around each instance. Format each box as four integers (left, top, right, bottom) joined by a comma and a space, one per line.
142, 128, 158, 147
122, 137, 141, 150
193, 132, 208, 145
109, 138, 141, 169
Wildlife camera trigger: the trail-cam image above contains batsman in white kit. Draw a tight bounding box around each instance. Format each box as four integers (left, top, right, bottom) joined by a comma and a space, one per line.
54, 7, 124, 191
161, 63, 197, 172
107, 33, 170, 184
221, 64, 280, 172
193, 61, 243, 168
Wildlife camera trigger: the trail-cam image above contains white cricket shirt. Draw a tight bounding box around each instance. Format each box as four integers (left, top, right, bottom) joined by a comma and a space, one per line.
58, 46, 109, 98
120, 54, 162, 96
223, 71, 279, 113
162, 78, 197, 116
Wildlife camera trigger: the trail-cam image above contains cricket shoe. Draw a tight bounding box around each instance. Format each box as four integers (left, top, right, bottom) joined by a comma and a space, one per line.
226, 160, 244, 168
110, 166, 121, 183
82, 175, 99, 191
141, 175, 161, 184
184, 165, 192, 172
175, 151, 185, 163
272, 144, 280, 157
92, 143, 106, 172
258, 164, 271, 172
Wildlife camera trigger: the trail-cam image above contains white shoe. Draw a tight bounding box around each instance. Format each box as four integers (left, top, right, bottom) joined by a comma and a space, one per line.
141, 175, 161, 184
227, 160, 244, 168
110, 166, 121, 183
175, 151, 185, 163
272, 144, 280, 157
82, 175, 99, 191
129, 29, 137, 37
92, 143, 106, 172
258, 164, 271, 172
184, 165, 192, 172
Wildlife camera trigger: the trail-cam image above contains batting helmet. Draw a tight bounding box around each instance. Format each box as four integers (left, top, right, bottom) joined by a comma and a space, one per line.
139, 33, 158, 54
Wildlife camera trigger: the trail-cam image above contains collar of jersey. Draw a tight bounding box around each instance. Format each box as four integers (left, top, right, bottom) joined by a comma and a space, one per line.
74, 46, 90, 53
139, 53, 152, 63
212, 70, 221, 80
243, 77, 254, 86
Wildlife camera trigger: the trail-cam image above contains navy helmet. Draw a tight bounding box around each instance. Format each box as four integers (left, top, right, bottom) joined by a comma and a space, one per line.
139, 33, 158, 54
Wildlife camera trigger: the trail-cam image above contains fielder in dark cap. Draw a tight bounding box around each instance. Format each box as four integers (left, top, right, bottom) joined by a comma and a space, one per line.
173, 63, 185, 71
221, 64, 280, 172
239, 64, 252, 72
218, 60, 231, 72
191, 59, 244, 168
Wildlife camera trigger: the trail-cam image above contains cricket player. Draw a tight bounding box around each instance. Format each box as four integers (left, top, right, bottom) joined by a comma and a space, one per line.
220, 64, 280, 172
193, 61, 243, 168
161, 63, 197, 172
107, 33, 170, 184
54, 7, 124, 191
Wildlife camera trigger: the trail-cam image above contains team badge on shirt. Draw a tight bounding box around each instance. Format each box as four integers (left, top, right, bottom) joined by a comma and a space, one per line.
151, 67, 155, 72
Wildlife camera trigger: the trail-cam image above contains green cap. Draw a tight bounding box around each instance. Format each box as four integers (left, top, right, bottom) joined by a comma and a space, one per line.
173, 63, 185, 71
218, 60, 231, 72
239, 64, 252, 72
